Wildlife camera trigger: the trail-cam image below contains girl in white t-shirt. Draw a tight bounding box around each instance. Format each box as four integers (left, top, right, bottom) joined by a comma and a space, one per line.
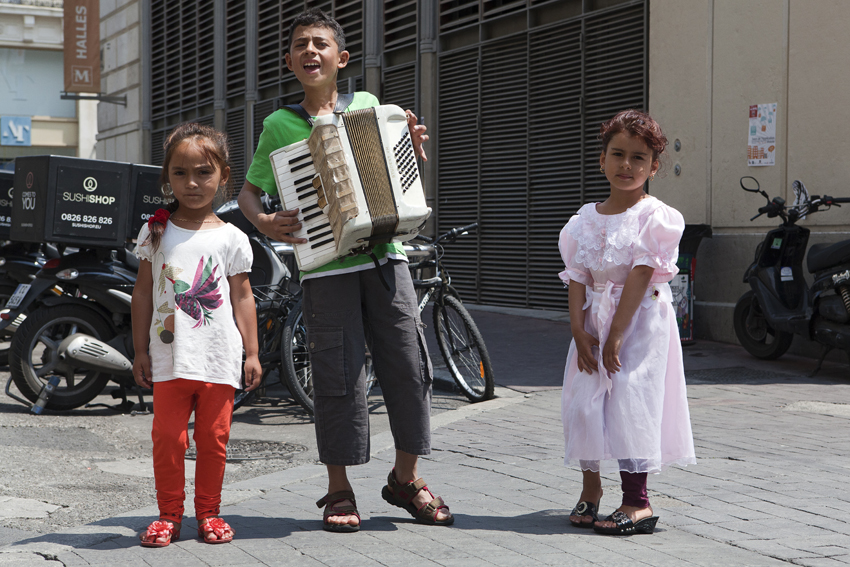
132, 123, 260, 547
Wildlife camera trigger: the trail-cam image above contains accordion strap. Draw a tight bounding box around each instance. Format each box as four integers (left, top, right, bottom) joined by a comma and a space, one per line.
283, 93, 355, 127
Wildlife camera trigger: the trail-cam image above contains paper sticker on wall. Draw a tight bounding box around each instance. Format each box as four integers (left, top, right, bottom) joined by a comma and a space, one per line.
748, 103, 777, 166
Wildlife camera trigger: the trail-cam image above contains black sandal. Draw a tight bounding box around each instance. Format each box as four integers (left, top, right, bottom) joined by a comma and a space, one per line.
593, 510, 659, 535
569, 499, 600, 528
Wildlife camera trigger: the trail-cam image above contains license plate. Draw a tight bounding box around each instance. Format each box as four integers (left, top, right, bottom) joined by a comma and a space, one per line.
6, 284, 31, 309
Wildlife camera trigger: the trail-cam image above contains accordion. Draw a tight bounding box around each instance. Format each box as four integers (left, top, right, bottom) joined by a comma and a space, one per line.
270, 104, 432, 272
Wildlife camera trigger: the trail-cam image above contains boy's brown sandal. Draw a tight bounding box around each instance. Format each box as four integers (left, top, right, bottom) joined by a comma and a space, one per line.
381, 469, 454, 526
316, 490, 361, 533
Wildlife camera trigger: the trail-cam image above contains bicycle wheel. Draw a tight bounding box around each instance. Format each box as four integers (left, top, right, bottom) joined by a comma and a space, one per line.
432, 294, 495, 402
281, 298, 314, 415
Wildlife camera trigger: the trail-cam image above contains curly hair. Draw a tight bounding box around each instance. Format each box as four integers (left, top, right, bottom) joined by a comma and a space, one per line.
287, 7, 346, 52
144, 122, 233, 252
599, 109, 667, 162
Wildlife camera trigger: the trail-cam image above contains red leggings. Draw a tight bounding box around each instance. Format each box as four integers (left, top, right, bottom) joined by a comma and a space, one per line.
151, 379, 234, 522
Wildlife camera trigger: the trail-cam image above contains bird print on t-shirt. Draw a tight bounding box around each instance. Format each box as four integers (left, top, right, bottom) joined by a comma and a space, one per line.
168, 256, 223, 330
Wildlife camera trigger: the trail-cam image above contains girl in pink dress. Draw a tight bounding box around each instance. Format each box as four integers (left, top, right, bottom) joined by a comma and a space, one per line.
559, 110, 695, 536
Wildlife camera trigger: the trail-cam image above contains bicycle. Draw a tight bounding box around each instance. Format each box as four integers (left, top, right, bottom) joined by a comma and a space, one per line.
281, 223, 495, 415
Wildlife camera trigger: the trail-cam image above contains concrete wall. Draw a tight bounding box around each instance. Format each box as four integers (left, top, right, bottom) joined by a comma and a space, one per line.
95, 0, 143, 163
650, 0, 850, 356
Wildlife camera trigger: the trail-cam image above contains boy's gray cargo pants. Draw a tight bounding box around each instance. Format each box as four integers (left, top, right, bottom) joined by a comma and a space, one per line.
301, 259, 433, 466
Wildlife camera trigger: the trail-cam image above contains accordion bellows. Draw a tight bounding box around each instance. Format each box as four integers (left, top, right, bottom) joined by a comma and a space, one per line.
270, 105, 432, 272
308, 124, 359, 236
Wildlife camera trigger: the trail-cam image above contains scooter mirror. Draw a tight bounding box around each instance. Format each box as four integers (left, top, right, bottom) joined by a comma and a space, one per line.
740, 176, 760, 193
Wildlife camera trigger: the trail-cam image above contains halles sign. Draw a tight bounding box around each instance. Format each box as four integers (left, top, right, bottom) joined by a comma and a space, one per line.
63, 0, 100, 93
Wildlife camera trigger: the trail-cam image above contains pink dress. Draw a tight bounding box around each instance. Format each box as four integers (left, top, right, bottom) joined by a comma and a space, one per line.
559, 196, 696, 474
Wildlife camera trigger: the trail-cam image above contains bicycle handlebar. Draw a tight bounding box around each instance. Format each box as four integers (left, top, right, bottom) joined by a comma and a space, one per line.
434, 222, 479, 245
412, 222, 479, 245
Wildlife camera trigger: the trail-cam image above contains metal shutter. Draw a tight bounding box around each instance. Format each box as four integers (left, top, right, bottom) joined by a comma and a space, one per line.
582, 4, 646, 206
384, 0, 417, 51
436, 1, 647, 309
257, 1, 286, 89
437, 47, 480, 300
439, 0, 478, 32
334, 0, 363, 61
383, 64, 416, 113
478, 34, 528, 306
150, 0, 215, 122
226, 107, 247, 194
226, 0, 247, 97
482, 0, 525, 20
253, 99, 278, 153
528, 20, 582, 308
151, 129, 167, 167
150, 0, 167, 120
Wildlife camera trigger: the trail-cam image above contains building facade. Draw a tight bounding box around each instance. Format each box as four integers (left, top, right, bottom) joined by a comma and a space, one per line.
96, 0, 850, 352
0, 0, 97, 168
99, 0, 647, 310
649, 0, 850, 352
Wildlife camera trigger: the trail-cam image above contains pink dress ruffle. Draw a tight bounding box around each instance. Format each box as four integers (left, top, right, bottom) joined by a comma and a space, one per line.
559, 196, 696, 474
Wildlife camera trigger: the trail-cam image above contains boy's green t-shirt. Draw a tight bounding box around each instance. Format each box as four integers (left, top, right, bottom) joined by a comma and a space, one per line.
246, 92, 407, 280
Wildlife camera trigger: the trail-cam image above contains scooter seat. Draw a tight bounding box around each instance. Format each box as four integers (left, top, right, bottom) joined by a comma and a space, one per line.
807, 240, 850, 273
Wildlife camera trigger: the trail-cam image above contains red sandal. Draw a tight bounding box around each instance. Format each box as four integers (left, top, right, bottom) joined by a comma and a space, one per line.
197, 517, 234, 544
139, 519, 180, 548
381, 469, 454, 526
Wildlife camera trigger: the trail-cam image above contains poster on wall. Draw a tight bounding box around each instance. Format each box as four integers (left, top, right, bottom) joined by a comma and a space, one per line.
748, 103, 776, 166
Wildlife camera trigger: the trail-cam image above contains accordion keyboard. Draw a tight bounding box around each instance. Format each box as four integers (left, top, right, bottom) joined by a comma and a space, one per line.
270, 143, 337, 270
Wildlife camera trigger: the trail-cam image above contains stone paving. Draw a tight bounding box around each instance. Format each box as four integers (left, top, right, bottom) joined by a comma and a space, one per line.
2, 346, 850, 566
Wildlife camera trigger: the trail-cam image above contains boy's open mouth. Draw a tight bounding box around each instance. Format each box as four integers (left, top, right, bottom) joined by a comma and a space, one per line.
303, 61, 321, 72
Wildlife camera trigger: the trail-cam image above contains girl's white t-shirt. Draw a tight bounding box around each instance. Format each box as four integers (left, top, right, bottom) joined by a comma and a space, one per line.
134, 221, 253, 389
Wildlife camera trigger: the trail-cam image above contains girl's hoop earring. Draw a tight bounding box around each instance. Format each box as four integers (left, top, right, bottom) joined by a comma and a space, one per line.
599, 166, 605, 173
649, 174, 655, 181
162, 183, 174, 198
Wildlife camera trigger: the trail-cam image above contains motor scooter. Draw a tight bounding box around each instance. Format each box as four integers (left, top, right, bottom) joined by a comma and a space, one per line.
0, 242, 63, 365
2, 199, 295, 412
734, 177, 850, 374
1, 246, 142, 411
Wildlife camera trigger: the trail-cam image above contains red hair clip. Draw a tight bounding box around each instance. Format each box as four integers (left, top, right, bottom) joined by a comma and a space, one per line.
148, 208, 171, 228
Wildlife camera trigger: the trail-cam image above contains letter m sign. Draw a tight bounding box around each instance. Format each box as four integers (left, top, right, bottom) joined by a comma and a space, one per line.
71, 66, 94, 88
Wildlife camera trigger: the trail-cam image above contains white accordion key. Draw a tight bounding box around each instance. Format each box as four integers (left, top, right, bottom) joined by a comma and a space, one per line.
271, 142, 338, 271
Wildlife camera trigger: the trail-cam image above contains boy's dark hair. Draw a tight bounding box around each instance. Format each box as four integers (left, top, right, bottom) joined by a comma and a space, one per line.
599, 109, 667, 162
287, 7, 346, 52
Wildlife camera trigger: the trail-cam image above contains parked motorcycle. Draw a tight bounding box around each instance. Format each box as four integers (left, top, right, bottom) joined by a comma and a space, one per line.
3, 199, 295, 412
2, 246, 141, 411
0, 242, 63, 365
733, 177, 850, 373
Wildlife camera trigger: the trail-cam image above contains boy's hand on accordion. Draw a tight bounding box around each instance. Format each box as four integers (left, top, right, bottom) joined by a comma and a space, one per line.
261, 209, 308, 244
406, 110, 429, 161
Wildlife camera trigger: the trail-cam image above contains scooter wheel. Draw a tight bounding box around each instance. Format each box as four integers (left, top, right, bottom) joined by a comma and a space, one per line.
9, 304, 113, 410
733, 291, 794, 360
